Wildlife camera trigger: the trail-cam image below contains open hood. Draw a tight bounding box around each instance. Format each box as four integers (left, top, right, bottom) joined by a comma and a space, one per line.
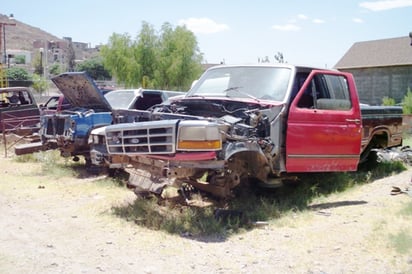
51, 72, 111, 111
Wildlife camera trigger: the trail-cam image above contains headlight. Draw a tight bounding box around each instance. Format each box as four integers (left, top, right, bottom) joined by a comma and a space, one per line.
177, 121, 222, 151
88, 134, 94, 145
90, 127, 107, 144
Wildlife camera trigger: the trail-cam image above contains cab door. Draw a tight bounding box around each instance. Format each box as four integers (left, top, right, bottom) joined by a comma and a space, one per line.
286, 70, 362, 172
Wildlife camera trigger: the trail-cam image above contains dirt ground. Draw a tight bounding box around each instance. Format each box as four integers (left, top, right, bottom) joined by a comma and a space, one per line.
1, 155, 412, 274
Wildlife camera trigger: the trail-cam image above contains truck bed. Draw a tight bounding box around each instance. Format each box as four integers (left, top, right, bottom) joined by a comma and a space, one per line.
360, 104, 403, 155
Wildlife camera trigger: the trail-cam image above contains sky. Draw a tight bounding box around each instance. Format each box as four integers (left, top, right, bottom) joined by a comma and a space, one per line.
2, 0, 411, 68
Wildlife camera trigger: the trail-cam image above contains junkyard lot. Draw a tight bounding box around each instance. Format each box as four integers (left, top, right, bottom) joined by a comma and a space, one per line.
0, 155, 412, 273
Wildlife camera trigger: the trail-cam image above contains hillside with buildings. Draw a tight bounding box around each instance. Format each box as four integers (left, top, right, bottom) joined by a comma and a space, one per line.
0, 14, 98, 74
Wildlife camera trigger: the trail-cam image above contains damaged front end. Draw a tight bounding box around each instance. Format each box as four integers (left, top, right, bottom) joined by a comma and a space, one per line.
103, 98, 285, 198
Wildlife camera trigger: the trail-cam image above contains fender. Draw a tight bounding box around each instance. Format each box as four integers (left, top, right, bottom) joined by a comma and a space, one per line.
224, 141, 271, 183
224, 141, 265, 161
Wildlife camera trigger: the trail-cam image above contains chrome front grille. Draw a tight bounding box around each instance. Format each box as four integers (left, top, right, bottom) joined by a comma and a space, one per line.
106, 120, 178, 155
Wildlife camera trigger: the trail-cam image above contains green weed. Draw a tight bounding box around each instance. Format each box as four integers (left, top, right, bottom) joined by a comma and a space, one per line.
12, 146, 409, 238
112, 195, 226, 237
14, 150, 76, 178
111, 159, 406, 238
398, 202, 412, 218
389, 202, 412, 254
389, 230, 412, 254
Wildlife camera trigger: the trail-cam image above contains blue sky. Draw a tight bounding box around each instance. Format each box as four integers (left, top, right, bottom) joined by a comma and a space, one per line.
2, 0, 411, 68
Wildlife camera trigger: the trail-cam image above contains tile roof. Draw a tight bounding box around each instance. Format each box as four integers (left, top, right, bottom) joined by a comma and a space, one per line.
334, 36, 412, 69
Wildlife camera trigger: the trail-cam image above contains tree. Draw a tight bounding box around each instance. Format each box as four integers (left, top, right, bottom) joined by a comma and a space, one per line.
382, 96, 396, 106
49, 63, 62, 76
100, 33, 138, 87
33, 51, 43, 76
101, 21, 203, 90
258, 56, 270, 63
76, 57, 111, 80
274, 52, 285, 63
155, 23, 203, 90
402, 88, 412, 114
6, 67, 30, 81
6, 67, 32, 86
31, 73, 48, 95
133, 21, 159, 88
14, 55, 26, 64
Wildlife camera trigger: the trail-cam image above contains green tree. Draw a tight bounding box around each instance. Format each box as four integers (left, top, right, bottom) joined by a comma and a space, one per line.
31, 73, 48, 95
134, 21, 158, 88
101, 33, 138, 87
14, 55, 26, 64
33, 51, 43, 76
155, 23, 203, 90
76, 57, 111, 80
6, 67, 30, 81
382, 96, 396, 106
49, 63, 62, 76
402, 88, 412, 114
6, 67, 32, 86
101, 21, 203, 90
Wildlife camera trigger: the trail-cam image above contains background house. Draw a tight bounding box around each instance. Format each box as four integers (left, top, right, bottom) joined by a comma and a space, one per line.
334, 36, 412, 105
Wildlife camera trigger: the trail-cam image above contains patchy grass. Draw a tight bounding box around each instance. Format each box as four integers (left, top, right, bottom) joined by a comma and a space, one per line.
15, 150, 77, 178
112, 159, 407, 238
388, 202, 412, 254
398, 201, 412, 217
389, 230, 412, 254
9, 145, 409, 238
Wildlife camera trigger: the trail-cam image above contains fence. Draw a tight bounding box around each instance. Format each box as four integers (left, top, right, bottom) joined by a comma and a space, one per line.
1, 112, 40, 157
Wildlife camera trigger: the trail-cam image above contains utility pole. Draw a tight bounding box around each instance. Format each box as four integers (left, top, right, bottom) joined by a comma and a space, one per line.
0, 15, 16, 88
0, 16, 16, 65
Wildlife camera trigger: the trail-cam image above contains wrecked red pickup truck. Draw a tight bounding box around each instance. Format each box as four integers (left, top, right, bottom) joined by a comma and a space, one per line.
93, 64, 403, 198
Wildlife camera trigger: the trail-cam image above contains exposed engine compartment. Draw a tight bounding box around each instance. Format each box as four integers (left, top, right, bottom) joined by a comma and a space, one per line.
153, 98, 274, 140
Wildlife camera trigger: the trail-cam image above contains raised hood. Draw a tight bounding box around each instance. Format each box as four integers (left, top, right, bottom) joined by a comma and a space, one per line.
51, 72, 111, 111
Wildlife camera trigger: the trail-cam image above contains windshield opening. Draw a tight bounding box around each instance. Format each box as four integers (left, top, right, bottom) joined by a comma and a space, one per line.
188, 67, 291, 101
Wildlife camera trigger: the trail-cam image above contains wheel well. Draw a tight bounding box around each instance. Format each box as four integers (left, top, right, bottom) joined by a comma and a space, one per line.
228, 150, 270, 182
369, 131, 389, 149
360, 131, 389, 163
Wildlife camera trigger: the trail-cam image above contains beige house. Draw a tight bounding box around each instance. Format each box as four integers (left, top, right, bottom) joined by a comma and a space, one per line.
334, 36, 412, 105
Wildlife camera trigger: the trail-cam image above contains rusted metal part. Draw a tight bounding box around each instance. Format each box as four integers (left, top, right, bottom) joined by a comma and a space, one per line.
127, 168, 170, 195
182, 178, 233, 199
14, 141, 44, 155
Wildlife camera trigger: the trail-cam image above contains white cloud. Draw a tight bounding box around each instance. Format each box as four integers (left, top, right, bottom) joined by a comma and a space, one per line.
297, 14, 309, 20
359, 0, 412, 11
352, 18, 364, 23
272, 24, 301, 31
312, 18, 326, 24
178, 18, 229, 34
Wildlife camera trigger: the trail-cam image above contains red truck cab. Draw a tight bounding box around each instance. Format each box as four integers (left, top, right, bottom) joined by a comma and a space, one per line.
40, 95, 72, 115
286, 70, 362, 172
